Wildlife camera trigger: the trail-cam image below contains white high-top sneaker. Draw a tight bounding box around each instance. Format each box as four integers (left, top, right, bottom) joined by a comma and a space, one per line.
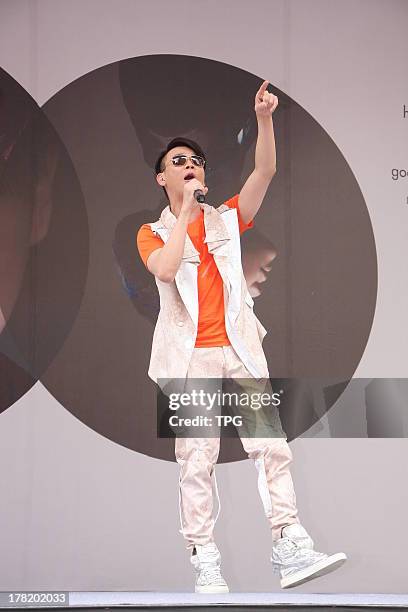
190, 543, 229, 594
271, 523, 347, 589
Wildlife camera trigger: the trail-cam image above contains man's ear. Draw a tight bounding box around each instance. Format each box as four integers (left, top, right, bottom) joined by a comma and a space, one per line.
30, 148, 59, 246
156, 172, 165, 187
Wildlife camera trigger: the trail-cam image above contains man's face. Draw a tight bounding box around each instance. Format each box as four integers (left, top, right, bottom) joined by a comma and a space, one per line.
157, 146, 206, 199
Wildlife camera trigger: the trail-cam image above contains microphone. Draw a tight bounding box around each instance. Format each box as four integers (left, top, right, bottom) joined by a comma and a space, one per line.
194, 189, 206, 204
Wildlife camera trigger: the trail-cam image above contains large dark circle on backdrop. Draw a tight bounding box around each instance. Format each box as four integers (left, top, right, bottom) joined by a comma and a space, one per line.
39, 55, 377, 461
0, 67, 88, 415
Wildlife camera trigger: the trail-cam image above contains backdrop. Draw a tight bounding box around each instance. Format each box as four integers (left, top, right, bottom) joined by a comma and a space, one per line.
0, 0, 407, 593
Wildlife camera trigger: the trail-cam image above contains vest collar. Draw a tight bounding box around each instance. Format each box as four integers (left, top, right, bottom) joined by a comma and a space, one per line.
159, 202, 231, 263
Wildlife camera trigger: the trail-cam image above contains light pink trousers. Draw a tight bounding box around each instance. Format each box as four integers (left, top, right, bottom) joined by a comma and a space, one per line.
174, 345, 300, 550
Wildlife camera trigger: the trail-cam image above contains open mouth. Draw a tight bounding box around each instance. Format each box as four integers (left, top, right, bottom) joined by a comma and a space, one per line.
184, 172, 195, 181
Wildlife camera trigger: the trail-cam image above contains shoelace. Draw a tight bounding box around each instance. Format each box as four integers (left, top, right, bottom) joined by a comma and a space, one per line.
272, 538, 322, 570
272, 539, 298, 573
198, 566, 226, 585
275, 538, 299, 557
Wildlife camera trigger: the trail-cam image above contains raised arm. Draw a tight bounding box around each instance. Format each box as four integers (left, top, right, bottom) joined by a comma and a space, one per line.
238, 80, 278, 225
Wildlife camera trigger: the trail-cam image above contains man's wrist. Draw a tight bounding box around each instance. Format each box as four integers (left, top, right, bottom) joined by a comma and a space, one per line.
178, 208, 191, 223
255, 113, 273, 124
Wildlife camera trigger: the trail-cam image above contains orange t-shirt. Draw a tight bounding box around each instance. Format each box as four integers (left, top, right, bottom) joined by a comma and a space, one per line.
136, 194, 253, 347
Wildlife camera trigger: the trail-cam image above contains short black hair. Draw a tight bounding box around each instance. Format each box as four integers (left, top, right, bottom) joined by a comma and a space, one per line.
155, 137, 207, 203
155, 137, 206, 175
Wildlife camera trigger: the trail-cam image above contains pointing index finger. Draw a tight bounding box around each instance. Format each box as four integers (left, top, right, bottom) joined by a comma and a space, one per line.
256, 80, 270, 99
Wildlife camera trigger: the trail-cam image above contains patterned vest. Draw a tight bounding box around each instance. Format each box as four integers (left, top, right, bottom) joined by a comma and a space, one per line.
147, 202, 269, 389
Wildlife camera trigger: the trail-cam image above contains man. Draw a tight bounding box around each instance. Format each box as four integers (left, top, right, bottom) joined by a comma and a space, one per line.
137, 81, 346, 592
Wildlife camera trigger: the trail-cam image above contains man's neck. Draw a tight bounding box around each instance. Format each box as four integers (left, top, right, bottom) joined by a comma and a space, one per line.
170, 199, 202, 223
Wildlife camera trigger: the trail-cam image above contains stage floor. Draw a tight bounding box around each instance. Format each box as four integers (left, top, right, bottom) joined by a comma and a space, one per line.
66, 592, 408, 608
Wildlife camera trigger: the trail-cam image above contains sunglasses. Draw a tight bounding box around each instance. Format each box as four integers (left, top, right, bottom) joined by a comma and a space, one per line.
164, 154, 206, 169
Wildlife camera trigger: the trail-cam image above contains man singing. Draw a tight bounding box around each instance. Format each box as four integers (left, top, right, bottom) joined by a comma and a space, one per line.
137, 80, 346, 592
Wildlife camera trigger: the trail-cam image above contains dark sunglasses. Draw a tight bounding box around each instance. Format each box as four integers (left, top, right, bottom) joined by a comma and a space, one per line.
165, 154, 206, 169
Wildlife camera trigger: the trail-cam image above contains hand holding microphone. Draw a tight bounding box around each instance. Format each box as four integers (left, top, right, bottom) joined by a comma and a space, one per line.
182, 178, 208, 215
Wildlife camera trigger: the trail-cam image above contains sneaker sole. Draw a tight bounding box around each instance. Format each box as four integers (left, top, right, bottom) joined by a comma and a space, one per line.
195, 585, 230, 594
281, 552, 347, 589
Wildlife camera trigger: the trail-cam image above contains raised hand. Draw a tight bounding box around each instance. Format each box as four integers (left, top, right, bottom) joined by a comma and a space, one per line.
254, 80, 278, 118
